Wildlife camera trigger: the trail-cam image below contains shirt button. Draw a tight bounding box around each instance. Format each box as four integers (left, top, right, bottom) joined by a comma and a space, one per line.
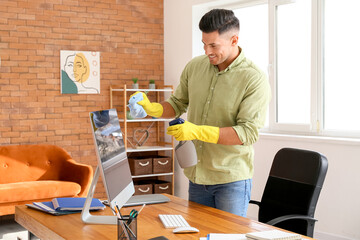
207, 101, 210, 104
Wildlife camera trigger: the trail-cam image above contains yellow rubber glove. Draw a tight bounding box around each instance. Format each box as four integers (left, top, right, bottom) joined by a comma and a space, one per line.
129, 91, 163, 118
167, 121, 219, 144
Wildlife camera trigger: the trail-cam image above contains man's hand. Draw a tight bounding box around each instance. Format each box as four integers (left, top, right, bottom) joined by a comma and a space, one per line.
167, 121, 219, 144
129, 91, 163, 118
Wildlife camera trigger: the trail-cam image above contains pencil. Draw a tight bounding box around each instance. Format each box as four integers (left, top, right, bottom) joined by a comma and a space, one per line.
138, 204, 146, 215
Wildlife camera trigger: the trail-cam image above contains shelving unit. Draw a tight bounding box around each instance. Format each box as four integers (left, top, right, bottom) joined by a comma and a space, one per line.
110, 85, 175, 195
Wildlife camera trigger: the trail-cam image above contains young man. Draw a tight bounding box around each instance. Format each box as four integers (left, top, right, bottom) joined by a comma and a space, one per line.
133, 9, 271, 217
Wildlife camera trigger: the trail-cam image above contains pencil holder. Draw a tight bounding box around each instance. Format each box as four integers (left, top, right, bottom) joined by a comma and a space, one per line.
118, 215, 137, 240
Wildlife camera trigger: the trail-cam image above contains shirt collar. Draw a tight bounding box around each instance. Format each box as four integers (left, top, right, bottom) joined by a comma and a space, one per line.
213, 47, 245, 74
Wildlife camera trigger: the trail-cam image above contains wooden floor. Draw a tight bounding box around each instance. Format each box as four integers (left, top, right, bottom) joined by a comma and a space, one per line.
0, 215, 39, 240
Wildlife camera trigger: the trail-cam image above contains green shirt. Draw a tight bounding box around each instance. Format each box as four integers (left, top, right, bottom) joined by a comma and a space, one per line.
167, 49, 271, 185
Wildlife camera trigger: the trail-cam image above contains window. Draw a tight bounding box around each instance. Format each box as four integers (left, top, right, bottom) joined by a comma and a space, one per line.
268, 0, 314, 133
193, 0, 360, 139
275, 0, 311, 125
323, 0, 360, 135
268, 0, 360, 138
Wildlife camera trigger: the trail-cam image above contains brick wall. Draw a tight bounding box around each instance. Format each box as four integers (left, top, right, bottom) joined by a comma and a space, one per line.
0, 0, 164, 198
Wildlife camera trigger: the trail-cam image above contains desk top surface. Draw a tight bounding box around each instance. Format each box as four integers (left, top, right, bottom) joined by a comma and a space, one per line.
15, 194, 313, 240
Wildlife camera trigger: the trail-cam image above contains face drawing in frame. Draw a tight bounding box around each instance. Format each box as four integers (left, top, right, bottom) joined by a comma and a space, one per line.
61, 51, 100, 94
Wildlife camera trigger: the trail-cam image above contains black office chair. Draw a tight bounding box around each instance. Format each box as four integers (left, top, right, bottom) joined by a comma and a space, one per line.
250, 148, 328, 237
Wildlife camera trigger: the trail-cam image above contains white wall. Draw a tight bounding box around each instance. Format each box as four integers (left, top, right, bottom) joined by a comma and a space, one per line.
164, 1, 360, 239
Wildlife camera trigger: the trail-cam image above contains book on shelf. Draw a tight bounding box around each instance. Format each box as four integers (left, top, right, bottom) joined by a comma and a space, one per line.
52, 197, 105, 211
245, 230, 302, 240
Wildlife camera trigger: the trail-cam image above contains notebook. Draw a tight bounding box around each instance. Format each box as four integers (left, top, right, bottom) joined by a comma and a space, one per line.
33, 201, 56, 212
27, 202, 78, 216
245, 230, 302, 240
52, 197, 105, 211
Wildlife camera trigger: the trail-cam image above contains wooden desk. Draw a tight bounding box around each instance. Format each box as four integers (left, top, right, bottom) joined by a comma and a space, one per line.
15, 194, 313, 240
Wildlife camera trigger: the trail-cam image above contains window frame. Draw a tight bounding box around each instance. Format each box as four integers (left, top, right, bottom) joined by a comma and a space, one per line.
267, 0, 319, 134
268, 0, 360, 139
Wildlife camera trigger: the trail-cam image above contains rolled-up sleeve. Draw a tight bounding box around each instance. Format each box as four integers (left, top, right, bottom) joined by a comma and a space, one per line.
233, 72, 271, 145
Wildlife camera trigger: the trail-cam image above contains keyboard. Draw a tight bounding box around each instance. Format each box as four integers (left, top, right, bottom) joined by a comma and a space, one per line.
124, 194, 170, 207
159, 214, 191, 228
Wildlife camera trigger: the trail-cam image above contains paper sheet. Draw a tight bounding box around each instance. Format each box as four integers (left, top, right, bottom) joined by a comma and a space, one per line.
207, 233, 247, 240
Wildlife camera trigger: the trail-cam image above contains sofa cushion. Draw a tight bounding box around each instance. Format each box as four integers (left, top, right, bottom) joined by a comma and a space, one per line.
0, 180, 81, 203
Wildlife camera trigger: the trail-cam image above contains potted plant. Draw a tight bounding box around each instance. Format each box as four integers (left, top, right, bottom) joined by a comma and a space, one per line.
132, 78, 139, 89
149, 79, 156, 89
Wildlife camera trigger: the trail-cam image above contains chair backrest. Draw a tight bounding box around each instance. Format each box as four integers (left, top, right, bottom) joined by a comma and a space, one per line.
258, 148, 328, 235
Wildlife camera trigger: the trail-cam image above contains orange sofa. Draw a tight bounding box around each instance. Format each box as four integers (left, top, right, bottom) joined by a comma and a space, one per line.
0, 144, 93, 216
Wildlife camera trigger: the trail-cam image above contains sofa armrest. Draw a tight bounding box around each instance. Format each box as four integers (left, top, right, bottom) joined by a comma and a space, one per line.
60, 160, 93, 197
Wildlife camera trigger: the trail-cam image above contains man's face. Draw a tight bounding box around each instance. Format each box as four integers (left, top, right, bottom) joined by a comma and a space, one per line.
202, 30, 238, 71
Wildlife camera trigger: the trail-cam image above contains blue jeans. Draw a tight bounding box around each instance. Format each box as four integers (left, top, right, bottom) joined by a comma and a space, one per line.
188, 179, 252, 217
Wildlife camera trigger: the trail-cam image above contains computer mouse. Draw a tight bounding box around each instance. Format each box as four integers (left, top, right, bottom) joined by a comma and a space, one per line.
173, 226, 199, 234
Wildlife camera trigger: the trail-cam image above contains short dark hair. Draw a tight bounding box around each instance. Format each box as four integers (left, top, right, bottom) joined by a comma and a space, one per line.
199, 9, 239, 34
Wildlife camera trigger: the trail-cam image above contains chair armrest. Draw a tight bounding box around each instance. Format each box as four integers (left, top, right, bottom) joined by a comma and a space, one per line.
267, 214, 317, 226
60, 160, 93, 197
249, 200, 261, 207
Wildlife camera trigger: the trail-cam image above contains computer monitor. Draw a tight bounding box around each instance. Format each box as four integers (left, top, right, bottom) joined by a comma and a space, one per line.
81, 108, 135, 225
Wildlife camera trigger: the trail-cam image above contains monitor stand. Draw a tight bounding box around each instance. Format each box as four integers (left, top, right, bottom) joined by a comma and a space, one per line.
81, 167, 117, 225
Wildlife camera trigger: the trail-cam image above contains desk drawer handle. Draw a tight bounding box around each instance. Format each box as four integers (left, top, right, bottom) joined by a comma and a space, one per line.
157, 160, 169, 165
139, 161, 150, 167
138, 187, 150, 193
159, 186, 169, 190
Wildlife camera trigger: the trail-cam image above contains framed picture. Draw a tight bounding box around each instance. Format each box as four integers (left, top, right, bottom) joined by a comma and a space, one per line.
60, 50, 100, 94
